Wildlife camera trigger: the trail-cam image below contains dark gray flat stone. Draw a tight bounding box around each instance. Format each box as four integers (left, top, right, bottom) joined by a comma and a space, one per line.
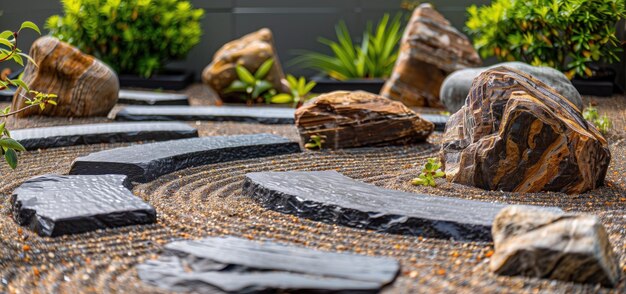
118, 90, 189, 105
11, 174, 156, 237
115, 105, 295, 124
11, 122, 198, 150
70, 134, 301, 183
0, 88, 15, 102
243, 171, 563, 241
419, 113, 448, 132
137, 236, 399, 293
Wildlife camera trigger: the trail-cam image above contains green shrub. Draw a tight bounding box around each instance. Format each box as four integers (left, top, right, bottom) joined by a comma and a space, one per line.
411, 158, 445, 187
46, 0, 204, 78
466, 0, 626, 78
583, 105, 612, 135
292, 13, 403, 80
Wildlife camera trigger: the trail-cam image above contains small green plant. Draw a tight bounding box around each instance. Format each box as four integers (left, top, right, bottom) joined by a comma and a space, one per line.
292, 13, 403, 80
270, 74, 317, 107
411, 158, 445, 187
47, 0, 204, 78
304, 134, 326, 150
1, 22, 57, 169
466, 0, 626, 79
225, 58, 278, 104
583, 105, 612, 135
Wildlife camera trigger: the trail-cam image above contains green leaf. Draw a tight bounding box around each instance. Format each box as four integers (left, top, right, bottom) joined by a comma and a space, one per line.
19, 21, 41, 34
0, 122, 5, 135
251, 80, 273, 99
0, 30, 13, 39
254, 58, 274, 79
235, 65, 256, 85
224, 80, 248, 93
0, 38, 13, 48
4, 148, 18, 169
17, 52, 38, 67
0, 138, 26, 151
10, 79, 29, 92
270, 93, 293, 104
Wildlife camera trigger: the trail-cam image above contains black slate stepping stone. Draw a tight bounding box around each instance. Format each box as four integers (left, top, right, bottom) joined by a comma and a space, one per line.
11, 122, 198, 150
118, 90, 189, 105
0, 88, 15, 102
419, 113, 448, 132
11, 174, 156, 237
115, 105, 295, 124
70, 134, 301, 183
243, 171, 562, 242
137, 236, 399, 293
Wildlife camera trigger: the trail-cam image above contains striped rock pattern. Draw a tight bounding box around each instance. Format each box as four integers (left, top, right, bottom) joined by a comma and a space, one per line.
202, 28, 288, 102
380, 3, 481, 108
295, 91, 434, 149
12, 36, 118, 117
442, 67, 610, 194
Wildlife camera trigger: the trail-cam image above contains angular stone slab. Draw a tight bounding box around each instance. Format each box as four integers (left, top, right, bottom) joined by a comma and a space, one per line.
11, 122, 198, 150
0, 88, 15, 102
115, 105, 295, 124
70, 134, 301, 183
419, 113, 448, 132
11, 174, 156, 237
118, 89, 189, 105
137, 236, 399, 293
244, 171, 562, 241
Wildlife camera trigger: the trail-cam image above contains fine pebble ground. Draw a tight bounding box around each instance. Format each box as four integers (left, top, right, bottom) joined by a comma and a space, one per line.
0, 92, 624, 293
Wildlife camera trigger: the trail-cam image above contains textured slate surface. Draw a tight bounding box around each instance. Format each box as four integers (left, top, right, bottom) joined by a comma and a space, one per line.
11, 122, 198, 150
244, 171, 563, 241
419, 113, 449, 132
70, 134, 301, 183
11, 174, 156, 237
137, 236, 399, 293
115, 105, 295, 124
118, 89, 189, 105
0, 88, 15, 102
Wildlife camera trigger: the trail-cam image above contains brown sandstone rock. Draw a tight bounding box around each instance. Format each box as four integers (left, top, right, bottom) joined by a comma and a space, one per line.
491, 206, 621, 287
202, 28, 288, 102
381, 3, 481, 108
442, 67, 610, 194
295, 91, 434, 149
12, 36, 118, 117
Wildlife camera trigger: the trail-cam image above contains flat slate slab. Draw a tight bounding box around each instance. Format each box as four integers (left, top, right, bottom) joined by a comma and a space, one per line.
0, 88, 15, 102
11, 174, 156, 237
115, 105, 295, 124
118, 89, 189, 105
419, 113, 448, 132
10, 122, 198, 150
244, 171, 562, 241
70, 134, 301, 183
137, 236, 399, 293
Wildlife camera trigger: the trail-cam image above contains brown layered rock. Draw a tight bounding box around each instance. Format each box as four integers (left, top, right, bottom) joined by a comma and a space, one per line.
442, 67, 610, 194
381, 3, 481, 108
12, 36, 118, 117
491, 206, 621, 287
295, 91, 434, 149
202, 28, 288, 102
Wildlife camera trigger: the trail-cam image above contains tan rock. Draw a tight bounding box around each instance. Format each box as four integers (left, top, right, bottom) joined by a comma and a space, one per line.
491, 206, 621, 287
295, 91, 434, 149
442, 66, 610, 194
202, 28, 288, 102
12, 36, 119, 117
381, 3, 481, 108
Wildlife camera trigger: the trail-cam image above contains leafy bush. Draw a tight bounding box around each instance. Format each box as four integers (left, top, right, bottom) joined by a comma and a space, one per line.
225, 58, 278, 105
270, 75, 317, 107
466, 0, 626, 78
304, 135, 326, 150
47, 0, 204, 78
583, 105, 612, 135
1, 22, 57, 169
292, 13, 403, 80
411, 158, 445, 187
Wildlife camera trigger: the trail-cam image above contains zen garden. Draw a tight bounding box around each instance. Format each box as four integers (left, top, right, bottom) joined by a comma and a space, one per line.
1, 0, 626, 292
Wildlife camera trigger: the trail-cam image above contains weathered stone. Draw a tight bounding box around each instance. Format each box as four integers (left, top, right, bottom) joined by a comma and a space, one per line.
491, 206, 621, 287
242, 171, 561, 241
202, 28, 288, 102
441, 62, 583, 113
115, 105, 295, 124
70, 134, 301, 183
442, 67, 610, 194
137, 236, 400, 293
0, 88, 15, 102
12, 36, 119, 117
118, 90, 189, 105
11, 174, 155, 237
380, 3, 481, 108
295, 91, 434, 149
11, 122, 198, 150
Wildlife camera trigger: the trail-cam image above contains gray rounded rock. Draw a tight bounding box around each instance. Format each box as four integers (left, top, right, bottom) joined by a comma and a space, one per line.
440, 62, 582, 113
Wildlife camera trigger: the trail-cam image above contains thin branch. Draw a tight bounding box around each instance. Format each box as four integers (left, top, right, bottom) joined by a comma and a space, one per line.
0, 103, 40, 118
